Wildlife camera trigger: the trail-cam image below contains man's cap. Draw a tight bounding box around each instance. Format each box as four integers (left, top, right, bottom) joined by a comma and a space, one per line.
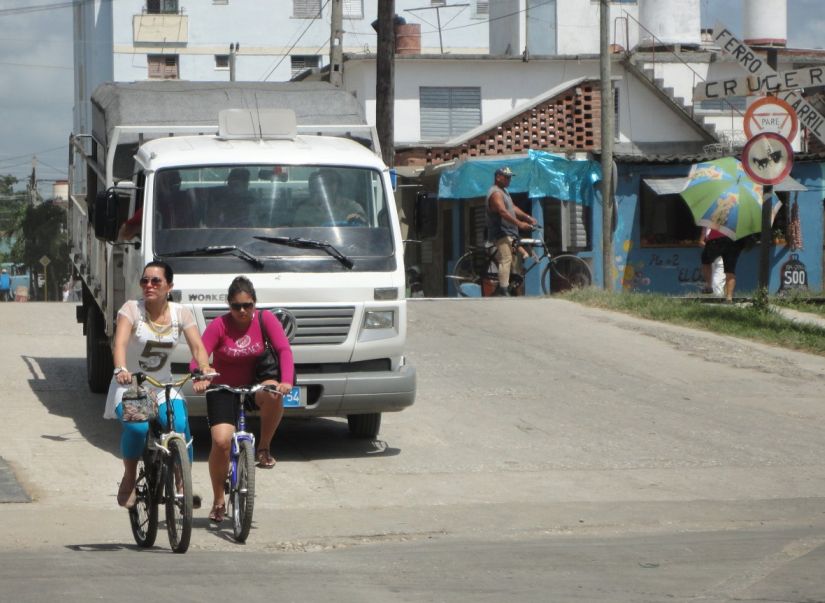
495, 167, 515, 178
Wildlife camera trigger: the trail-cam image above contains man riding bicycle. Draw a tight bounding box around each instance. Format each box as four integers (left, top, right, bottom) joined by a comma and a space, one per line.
486, 167, 537, 296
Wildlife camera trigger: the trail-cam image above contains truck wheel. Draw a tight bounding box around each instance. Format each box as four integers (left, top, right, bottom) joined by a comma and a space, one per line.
347, 413, 381, 438
86, 304, 113, 393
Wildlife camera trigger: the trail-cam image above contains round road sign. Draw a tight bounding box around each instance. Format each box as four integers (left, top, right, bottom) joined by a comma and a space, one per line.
744, 96, 799, 142
742, 132, 794, 186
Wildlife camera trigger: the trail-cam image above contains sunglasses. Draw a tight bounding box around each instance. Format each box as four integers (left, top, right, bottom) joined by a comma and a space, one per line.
229, 302, 254, 311
139, 276, 165, 287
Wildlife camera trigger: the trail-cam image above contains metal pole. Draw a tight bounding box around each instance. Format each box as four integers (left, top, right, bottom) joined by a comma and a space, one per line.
599, 0, 614, 290
758, 48, 779, 291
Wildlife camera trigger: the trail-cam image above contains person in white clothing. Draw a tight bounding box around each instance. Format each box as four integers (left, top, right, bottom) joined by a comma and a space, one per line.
106, 261, 214, 508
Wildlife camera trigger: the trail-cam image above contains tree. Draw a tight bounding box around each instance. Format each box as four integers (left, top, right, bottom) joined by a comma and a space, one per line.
9, 201, 70, 301
0, 175, 27, 263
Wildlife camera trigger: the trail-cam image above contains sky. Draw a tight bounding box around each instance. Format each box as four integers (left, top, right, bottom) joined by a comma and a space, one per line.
0, 0, 823, 195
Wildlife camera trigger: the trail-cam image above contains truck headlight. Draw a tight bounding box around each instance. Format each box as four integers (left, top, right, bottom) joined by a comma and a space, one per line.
364, 310, 394, 329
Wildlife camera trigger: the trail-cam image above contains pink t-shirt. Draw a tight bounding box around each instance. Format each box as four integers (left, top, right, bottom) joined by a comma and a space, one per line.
191, 310, 295, 387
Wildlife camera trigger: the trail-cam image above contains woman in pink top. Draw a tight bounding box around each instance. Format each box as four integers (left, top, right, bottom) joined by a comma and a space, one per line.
192, 275, 294, 523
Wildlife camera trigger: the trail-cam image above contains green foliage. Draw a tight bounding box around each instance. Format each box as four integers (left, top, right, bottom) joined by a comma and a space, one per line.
751, 286, 771, 314
562, 289, 825, 356
9, 201, 70, 301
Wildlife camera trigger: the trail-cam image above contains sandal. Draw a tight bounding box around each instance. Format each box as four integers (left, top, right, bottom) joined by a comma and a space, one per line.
256, 449, 276, 469
208, 503, 226, 523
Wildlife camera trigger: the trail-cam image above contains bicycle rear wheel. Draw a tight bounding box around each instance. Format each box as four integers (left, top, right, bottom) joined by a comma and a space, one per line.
129, 457, 158, 548
542, 254, 592, 293
164, 438, 193, 553
451, 251, 482, 297
231, 439, 256, 542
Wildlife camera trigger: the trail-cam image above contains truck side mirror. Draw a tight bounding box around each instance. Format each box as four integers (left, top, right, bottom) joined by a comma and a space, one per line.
415, 191, 438, 239
93, 189, 120, 241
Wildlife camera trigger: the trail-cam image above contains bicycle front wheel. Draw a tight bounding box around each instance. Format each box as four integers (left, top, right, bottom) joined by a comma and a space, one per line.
231, 439, 256, 542
164, 438, 193, 553
542, 254, 593, 294
451, 252, 481, 297
129, 457, 159, 548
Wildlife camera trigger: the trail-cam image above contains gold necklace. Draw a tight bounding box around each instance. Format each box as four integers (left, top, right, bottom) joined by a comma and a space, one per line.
145, 303, 171, 334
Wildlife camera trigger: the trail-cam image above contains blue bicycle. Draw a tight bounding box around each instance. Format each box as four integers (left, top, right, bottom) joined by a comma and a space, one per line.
205, 383, 280, 542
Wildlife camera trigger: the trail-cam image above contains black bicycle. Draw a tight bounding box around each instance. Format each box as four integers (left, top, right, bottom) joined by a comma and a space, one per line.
450, 230, 592, 296
125, 372, 207, 553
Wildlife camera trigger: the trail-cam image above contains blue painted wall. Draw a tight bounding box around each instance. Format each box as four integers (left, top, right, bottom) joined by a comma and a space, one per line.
612, 161, 824, 295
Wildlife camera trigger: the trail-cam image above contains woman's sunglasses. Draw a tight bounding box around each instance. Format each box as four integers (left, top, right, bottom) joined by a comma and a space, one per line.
139, 276, 165, 287
230, 302, 254, 311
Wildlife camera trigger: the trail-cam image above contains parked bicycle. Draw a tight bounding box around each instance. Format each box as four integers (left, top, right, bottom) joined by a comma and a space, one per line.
204, 382, 283, 542
126, 371, 210, 553
450, 228, 592, 296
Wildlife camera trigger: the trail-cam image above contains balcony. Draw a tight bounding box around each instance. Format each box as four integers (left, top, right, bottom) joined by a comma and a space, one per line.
133, 14, 188, 45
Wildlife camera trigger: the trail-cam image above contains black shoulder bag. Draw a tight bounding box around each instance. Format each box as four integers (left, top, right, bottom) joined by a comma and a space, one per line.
254, 311, 280, 382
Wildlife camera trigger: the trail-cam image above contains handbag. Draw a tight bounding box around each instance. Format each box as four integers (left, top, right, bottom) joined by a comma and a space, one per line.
254, 310, 280, 382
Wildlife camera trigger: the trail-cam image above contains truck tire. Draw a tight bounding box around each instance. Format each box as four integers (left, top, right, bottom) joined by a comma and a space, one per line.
347, 413, 381, 439
86, 304, 113, 393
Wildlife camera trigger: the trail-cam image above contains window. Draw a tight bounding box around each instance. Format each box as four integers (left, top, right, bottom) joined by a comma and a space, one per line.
639, 179, 701, 247
474, 0, 489, 17
215, 55, 229, 70
146, 0, 179, 14
213, 0, 228, 4
430, 1, 446, 6
291, 55, 321, 78
343, 0, 363, 19
148, 55, 179, 79
420, 87, 482, 140
293, 0, 321, 18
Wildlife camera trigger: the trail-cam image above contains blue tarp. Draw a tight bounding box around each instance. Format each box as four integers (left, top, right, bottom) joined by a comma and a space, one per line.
437, 149, 602, 204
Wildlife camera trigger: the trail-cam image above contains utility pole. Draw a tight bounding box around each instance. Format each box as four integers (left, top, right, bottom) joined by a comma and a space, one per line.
329, 0, 343, 87
229, 42, 239, 81
599, 0, 614, 290
376, 0, 396, 167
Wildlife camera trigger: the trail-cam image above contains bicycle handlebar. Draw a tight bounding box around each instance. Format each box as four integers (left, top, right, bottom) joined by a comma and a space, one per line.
205, 383, 282, 396
135, 371, 219, 389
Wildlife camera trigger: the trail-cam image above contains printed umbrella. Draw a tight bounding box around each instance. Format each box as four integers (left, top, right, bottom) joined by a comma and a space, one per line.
680, 156, 777, 240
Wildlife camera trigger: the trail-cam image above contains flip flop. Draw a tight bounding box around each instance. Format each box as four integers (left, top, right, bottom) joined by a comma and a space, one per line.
256, 449, 276, 469
208, 503, 226, 523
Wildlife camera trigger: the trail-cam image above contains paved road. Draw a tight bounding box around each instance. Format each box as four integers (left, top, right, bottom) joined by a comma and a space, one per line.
1, 299, 825, 601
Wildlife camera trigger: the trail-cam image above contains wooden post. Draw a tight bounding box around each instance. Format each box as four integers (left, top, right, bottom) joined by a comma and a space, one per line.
329, 0, 343, 87
376, 0, 395, 168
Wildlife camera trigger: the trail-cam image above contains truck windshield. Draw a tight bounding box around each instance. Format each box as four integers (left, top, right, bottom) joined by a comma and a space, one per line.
151, 165, 394, 271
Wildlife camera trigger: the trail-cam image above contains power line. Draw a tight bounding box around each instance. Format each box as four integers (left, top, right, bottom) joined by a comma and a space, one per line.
260, 0, 331, 81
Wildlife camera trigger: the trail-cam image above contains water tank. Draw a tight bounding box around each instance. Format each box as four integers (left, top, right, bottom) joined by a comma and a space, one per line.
638, 0, 701, 47
395, 23, 421, 55
743, 0, 787, 47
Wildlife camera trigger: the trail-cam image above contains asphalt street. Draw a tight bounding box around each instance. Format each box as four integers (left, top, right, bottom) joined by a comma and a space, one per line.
2, 299, 825, 602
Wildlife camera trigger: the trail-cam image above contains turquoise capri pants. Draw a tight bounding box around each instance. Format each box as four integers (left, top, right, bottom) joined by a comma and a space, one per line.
116, 398, 193, 462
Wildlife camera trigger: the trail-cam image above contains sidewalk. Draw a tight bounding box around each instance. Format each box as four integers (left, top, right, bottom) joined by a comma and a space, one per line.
771, 306, 825, 330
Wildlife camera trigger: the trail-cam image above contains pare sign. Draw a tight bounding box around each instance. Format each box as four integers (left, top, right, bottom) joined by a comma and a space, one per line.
744, 96, 799, 141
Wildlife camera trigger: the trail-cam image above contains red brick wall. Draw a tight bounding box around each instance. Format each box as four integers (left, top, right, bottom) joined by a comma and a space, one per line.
396, 81, 602, 167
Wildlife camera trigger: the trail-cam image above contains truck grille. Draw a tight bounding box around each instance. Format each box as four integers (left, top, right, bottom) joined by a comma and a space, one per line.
202, 306, 355, 345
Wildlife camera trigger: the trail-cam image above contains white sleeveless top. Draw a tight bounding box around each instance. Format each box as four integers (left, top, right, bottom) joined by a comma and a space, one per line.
103, 300, 196, 419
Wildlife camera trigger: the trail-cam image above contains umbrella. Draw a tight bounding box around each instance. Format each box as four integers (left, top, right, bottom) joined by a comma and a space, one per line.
680, 157, 777, 240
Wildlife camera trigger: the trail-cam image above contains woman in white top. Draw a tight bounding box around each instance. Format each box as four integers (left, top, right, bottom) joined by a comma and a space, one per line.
106, 261, 214, 508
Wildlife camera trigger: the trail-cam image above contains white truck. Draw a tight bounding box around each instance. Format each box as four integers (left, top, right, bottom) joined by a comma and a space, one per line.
69, 81, 415, 437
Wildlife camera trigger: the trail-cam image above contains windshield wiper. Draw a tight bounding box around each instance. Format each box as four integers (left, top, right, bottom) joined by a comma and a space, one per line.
254, 236, 354, 269
162, 245, 264, 269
